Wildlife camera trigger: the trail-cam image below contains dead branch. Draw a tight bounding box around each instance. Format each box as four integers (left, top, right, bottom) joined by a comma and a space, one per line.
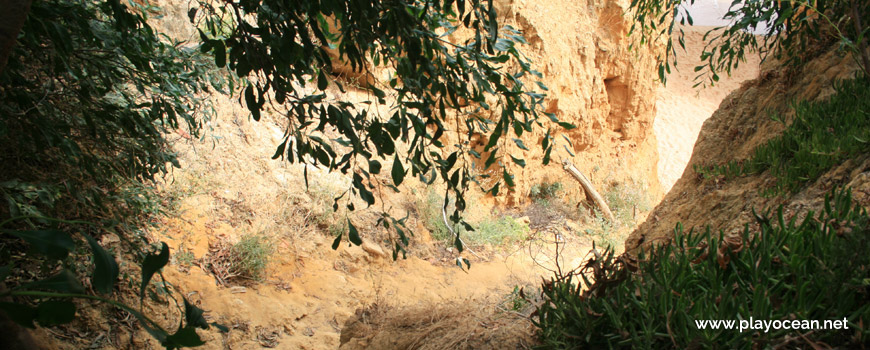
561, 159, 615, 222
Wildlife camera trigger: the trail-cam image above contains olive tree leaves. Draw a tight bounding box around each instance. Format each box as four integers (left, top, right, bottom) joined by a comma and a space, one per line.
7, 230, 75, 261
630, 0, 870, 86
194, 0, 570, 254
1, 0, 228, 347
0, 222, 224, 348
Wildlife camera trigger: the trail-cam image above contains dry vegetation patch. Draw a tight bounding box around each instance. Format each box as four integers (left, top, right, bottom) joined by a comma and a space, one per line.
339, 298, 537, 350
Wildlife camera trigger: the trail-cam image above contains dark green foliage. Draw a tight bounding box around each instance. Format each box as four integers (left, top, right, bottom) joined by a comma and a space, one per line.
631, 0, 870, 85
193, 0, 568, 251
20, 270, 85, 294
6, 229, 75, 260
0, 0, 225, 347
35, 300, 77, 326
0, 0, 222, 250
694, 76, 870, 195
1, 0, 221, 203
0, 217, 220, 348
83, 232, 120, 295
141, 242, 170, 302
535, 187, 870, 349
529, 181, 563, 203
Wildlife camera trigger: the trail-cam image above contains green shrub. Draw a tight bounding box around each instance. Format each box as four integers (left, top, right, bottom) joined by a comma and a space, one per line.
417, 189, 463, 242
580, 179, 650, 250
604, 178, 651, 227
584, 213, 618, 250
229, 235, 273, 282
695, 76, 870, 196
466, 215, 529, 246
417, 188, 528, 247
503, 285, 529, 312
529, 181, 564, 205
536, 187, 870, 349
173, 250, 196, 267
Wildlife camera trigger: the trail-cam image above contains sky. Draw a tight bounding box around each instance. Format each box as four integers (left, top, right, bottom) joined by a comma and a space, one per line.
677, 0, 773, 34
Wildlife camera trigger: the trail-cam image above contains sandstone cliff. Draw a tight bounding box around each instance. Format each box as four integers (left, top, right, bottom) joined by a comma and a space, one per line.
489, 0, 662, 206
625, 48, 868, 252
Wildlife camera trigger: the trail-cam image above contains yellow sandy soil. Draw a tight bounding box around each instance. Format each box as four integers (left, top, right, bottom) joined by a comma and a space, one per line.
655, 25, 760, 193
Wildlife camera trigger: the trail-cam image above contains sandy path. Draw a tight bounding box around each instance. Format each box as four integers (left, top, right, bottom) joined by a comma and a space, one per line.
155, 193, 592, 349
655, 25, 761, 193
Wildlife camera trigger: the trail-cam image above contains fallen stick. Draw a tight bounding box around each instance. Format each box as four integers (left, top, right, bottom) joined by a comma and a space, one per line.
561, 159, 615, 222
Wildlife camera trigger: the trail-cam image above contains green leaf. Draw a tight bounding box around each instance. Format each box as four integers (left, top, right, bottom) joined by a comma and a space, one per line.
0, 265, 11, 282
184, 297, 210, 329
272, 139, 287, 160
391, 154, 405, 186
503, 167, 515, 187
512, 138, 530, 150
187, 7, 197, 22
510, 155, 526, 168
245, 85, 260, 121
318, 70, 328, 90
164, 326, 206, 348
543, 144, 553, 165
36, 300, 76, 326
0, 302, 37, 328
8, 229, 74, 260
22, 270, 85, 294
83, 233, 118, 295
557, 122, 576, 130
347, 219, 362, 246
211, 322, 230, 333
331, 233, 342, 250
368, 159, 382, 174
214, 41, 226, 68
141, 242, 170, 302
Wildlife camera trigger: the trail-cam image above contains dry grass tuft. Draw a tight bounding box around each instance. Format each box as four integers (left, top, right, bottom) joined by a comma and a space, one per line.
339, 297, 537, 350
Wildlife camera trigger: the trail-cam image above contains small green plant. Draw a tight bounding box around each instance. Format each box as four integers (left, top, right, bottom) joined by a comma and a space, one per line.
229, 235, 273, 282
529, 181, 564, 206
695, 76, 870, 196
417, 189, 464, 242
416, 189, 527, 247
536, 187, 870, 348
503, 286, 529, 312
604, 178, 651, 228
466, 215, 529, 246
173, 250, 196, 267
584, 213, 618, 250
580, 179, 649, 250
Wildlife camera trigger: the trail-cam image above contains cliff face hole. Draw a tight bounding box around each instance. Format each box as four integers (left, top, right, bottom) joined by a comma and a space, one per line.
603, 76, 629, 133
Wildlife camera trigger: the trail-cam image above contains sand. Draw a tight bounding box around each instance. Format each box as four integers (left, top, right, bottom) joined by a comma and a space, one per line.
654, 25, 761, 193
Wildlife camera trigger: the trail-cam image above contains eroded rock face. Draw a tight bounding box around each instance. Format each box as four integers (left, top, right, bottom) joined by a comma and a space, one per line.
625, 49, 862, 253
486, 0, 662, 206
157, 0, 663, 208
